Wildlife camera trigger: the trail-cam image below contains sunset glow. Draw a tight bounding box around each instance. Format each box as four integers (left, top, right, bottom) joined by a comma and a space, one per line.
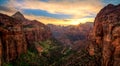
0, 0, 119, 25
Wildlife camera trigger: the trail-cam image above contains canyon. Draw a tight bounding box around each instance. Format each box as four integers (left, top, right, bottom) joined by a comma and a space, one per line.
0, 4, 120, 66
48, 22, 93, 50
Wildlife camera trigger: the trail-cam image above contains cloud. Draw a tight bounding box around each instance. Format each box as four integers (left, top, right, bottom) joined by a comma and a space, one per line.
7, 0, 103, 18
0, 0, 19, 15
24, 14, 94, 25
0, 6, 12, 12
0, 0, 102, 25
24, 14, 71, 25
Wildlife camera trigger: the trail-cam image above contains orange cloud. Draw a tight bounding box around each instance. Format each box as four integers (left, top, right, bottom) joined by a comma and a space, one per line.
0, 0, 103, 25
8, 0, 103, 18
0, 10, 94, 26
24, 14, 94, 25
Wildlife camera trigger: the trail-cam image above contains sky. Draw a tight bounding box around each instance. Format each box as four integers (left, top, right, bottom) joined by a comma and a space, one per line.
0, 0, 120, 25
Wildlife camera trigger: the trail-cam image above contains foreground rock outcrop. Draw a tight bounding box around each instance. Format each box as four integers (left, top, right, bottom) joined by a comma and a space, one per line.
0, 12, 52, 65
0, 13, 27, 63
88, 4, 120, 66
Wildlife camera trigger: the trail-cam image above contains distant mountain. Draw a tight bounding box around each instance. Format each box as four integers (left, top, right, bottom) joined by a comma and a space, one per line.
47, 22, 93, 50
12, 11, 52, 54
12, 11, 26, 21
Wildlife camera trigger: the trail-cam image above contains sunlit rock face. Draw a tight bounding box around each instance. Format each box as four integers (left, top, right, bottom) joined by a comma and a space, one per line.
88, 4, 120, 66
0, 13, 27, 63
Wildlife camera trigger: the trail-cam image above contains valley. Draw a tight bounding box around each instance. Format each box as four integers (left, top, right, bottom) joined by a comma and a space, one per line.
0, 0, 120, 66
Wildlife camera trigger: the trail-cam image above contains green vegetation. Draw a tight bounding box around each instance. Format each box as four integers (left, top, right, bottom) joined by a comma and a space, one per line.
2, 63, 13, 66
23, 25, 33, 28
62, 49, 96, 66
3, 39, 96, 66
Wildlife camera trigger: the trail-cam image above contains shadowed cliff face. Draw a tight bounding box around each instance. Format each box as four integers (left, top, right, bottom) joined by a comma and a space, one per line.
88, 4, 120, 66
12, 11, 26, 21
0, 13, 27, 63
0, 12, 52, 65
12, 12, 52, 52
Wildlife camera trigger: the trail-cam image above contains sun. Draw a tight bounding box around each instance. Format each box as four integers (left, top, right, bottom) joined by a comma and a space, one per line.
34, 17, 94, 26
69, 18, 94, 25
70, 20, 81, 25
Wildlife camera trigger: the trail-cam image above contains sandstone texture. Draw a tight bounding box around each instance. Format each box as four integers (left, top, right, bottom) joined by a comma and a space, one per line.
12, 12, 52, 51
0, 13, 27, 63
0, 12, 52, 65
88, 4, 120, 66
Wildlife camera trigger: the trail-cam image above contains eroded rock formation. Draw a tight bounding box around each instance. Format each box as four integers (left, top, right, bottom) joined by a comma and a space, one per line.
88, 4, 120, 66
0, 13, 27, 63
0, 12, 52, 65
12, 12, 52, 51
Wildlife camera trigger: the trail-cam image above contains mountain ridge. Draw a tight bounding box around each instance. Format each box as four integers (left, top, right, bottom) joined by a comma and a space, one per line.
48, 22, 93, 50
12, 11, 26, 21
0, 11, 52, 65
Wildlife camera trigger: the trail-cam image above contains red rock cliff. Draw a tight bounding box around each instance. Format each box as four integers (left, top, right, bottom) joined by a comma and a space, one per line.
0, 12, 52, 65
0, 13, 27, 63
12, 12, 52, 50
88, 4, 120, 66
